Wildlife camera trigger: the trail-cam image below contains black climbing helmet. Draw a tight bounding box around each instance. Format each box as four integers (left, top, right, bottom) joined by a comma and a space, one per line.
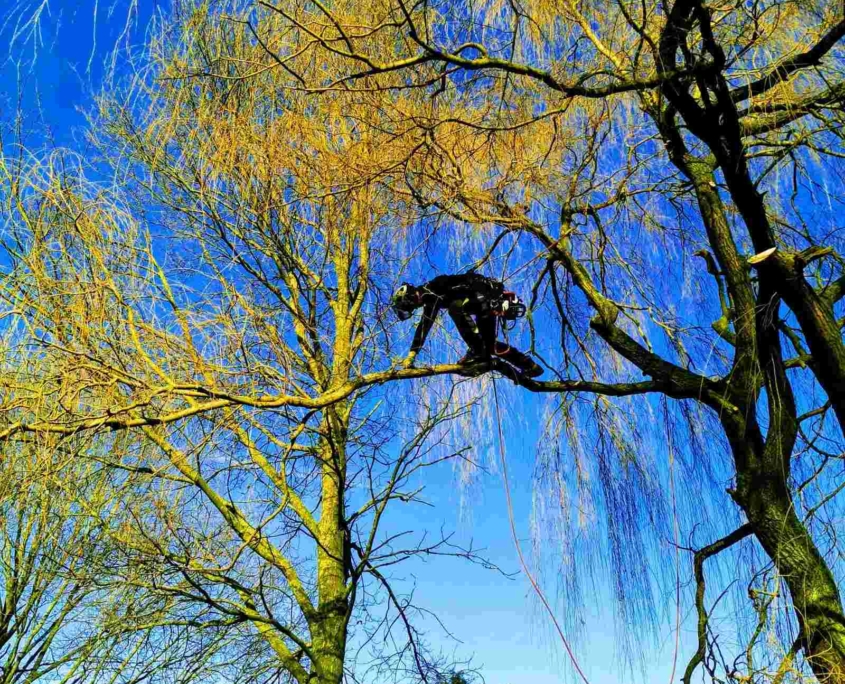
391, 283, 422, 320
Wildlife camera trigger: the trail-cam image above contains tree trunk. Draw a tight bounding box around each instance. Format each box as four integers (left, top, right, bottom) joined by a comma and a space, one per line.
717, 157, 845, 438
722, 398, 845, 683
312, 407, 350, 684
736, 476, 845, 682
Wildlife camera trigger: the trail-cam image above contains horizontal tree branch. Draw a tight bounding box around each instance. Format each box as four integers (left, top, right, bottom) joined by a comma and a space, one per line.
0, 363, 478, 440
0, 352, 725, 444
259, 0, 707, 99
490, 361, 706, 398
730, 17, 845, 104
740, 82, 845, 136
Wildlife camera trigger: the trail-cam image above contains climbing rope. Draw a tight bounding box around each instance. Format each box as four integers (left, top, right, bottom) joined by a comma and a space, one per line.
490, 376, 591, 684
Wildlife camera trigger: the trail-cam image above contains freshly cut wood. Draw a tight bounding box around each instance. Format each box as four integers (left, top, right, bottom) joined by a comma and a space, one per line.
748, 247, 777, 264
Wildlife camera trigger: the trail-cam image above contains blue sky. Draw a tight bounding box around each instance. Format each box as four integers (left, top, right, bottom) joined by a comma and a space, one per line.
379, 374, 699, 684
0, 3, 721, 683
0, 0, 157, 146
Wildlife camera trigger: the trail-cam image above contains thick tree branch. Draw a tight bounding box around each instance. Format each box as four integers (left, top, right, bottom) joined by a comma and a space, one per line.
0, 363, 485, 440
822, 274, 845, 307
740, 82, 845, 136
730, 17, 845, 104
490, 359, 712, 399
259, 0, 704, 98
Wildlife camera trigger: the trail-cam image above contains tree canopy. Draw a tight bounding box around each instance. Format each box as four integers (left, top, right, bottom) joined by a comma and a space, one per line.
2, 0, 845, 682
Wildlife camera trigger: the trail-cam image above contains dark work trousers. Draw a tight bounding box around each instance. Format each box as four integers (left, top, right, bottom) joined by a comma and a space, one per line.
446, 298, 536, 370
447, 298, 496, 355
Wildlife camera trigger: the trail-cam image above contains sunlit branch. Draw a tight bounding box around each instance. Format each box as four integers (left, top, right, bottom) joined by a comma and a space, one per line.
730, 17, 845, 104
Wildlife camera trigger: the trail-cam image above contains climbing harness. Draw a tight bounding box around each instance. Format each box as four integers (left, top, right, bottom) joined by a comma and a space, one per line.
499, 292, 527, 319
491, 291, 526, 330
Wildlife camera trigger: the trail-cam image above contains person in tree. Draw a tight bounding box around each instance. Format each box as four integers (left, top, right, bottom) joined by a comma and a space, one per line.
391, 272, 543, 377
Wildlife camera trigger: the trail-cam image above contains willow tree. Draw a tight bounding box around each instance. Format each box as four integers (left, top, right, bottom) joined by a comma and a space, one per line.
4, 0, 845, 681
0, 425, 235, 684
0, 442, 113, 684
0, 14, 489, 684
204, 0, 845, 680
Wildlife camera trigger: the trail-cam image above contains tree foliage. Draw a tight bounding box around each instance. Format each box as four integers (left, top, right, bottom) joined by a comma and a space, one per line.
0, 13, 495, 682
2, 0, 845, 682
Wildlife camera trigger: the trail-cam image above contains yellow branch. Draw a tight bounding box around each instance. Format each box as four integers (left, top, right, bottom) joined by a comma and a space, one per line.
139, 427, 317, 619
0, 363, 483, 441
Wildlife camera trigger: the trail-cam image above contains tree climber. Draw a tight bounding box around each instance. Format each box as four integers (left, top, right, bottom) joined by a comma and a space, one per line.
391, 272, 544, 377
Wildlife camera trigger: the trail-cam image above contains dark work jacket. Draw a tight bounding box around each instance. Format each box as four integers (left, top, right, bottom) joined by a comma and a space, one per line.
409, 273, 503, 354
